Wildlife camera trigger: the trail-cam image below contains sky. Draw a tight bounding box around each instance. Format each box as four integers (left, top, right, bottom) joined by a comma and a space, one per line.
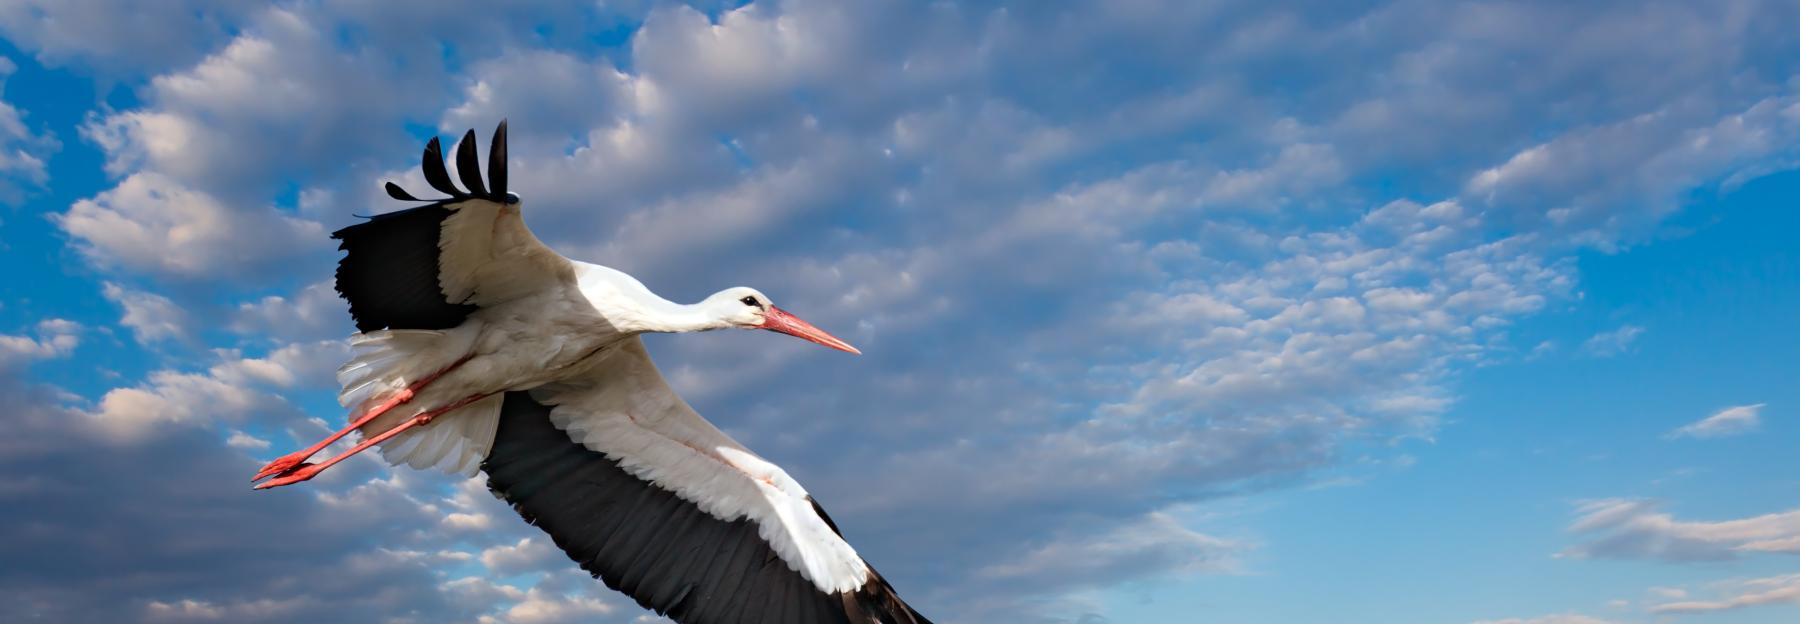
0, 1, 1796, 623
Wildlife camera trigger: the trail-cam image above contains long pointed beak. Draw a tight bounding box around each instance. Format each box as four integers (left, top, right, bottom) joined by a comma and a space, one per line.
760, 306, 861, 354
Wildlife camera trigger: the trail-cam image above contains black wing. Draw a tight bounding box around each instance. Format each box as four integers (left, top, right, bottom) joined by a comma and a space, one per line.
482, 392, 932, 624
332, 122, 516, 333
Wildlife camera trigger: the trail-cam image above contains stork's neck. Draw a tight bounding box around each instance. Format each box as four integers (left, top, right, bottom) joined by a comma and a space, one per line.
630, 298, 732, 333
575, 262, 731, 334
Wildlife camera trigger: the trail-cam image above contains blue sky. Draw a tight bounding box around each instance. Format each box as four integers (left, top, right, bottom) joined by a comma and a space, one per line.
0, 1, 1797, 623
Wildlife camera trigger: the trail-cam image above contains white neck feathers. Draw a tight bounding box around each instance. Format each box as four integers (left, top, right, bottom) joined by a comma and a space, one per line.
573, 262, 731, 334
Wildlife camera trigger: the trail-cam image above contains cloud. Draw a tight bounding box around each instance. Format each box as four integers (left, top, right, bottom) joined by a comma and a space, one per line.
0, 371, 466, 623
0, 56, 57, 203
476, 579, 618, 624
57, 172, 327, 281
1579, 325, 1644, 358
0, 361, 636, 624
230, 281, 351, 343
0, 319, 81, 371
143, 597, 309, 622
79, 340, 345, 442
480, 537, 561, 577
1667, 403, 1765, 439
1650, 574, 1800, 615
1560, 499, 1800, 562
439, 48, 636, 146
225, 430, 270, 451
14, 0, 1800, 621
77, 8, 433, 199
0, 0, 257, 73
1466, 93, 1800, 240
973, 509, 1244, 596
102, 282, 191, 344
1471, 614, 1618, 624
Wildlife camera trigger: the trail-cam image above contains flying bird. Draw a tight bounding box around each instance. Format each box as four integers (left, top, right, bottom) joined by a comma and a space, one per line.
251, 122, 931, 624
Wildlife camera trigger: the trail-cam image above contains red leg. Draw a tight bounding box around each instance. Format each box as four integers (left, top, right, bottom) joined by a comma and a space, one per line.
253, 392, 495, 490
251, 354, 473, 483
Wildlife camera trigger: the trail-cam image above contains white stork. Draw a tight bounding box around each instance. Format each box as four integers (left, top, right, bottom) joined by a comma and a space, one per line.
251, 122, 931, 624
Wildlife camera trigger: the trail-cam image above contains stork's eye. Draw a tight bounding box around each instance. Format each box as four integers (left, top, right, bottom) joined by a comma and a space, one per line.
740, 296, 761, 307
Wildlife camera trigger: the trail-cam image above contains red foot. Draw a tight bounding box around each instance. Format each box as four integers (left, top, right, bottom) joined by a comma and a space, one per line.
253, 463, 323, 490
251, 449, 313, 483
250, 391, 495, 491
246, 358, 462, 485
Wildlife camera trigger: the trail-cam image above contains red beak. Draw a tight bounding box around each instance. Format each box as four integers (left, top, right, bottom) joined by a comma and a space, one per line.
760, 306, 860, 354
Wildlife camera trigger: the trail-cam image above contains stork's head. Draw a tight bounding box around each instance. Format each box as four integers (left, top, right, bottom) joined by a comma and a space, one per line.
703, 287, 860, 354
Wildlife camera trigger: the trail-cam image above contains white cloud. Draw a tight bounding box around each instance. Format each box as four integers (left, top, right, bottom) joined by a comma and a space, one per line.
0, 0, 256, 72
224, 430, 270, 451
81, 340, 345, 441
102, 282, 190, 344
479, 537, 560, 577
630, 3, 852, 128
144, 597, 308, 622
477, 586, 615, 624
1651, 574, 1800, 615
1580, 325, 1644, 358
77, 8, 437, 198
231, 281, 348, 343
975, 509, 1244, 589
0, 56, 57, 203
20, 1, 1800, 621
1471, 614, 1618, 624
1561, 499, 1800, 562
0, 319, 81, 371
440, 49, 636, 145
1466, 94, 1800, 240
1667, 403, 1764, 439
57, 172, 326, 281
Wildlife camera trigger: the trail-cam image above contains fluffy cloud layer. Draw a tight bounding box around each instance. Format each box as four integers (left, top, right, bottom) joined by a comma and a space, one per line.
0, 56, 56, 203
57, 172, 327, 281
6, 0, 1800, 622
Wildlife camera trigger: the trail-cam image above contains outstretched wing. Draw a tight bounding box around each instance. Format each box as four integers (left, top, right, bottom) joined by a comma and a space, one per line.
332, 121, 573, 333
482, 338, 931, 624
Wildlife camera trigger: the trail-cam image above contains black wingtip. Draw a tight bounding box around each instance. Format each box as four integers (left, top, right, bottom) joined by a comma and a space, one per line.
422, 137, 464, 197
384, 181, 423, 202
489, 120, 508, 197
382, 124, 510, 207
456, 129, 488, 196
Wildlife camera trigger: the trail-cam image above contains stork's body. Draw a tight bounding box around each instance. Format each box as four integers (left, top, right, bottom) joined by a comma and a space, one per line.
251, 123, 927, 624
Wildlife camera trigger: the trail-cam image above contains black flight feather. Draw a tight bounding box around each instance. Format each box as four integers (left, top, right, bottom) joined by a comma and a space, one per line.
337, 123, 515, 333
456, 129, 487, 196
488, 119, 508, 196
384, 181, 422, 202
421, 136, 463, 197
482, 393, 936, 624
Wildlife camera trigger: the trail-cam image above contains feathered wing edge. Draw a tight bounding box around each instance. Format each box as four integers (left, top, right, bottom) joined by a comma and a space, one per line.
483, 390, 933, 624
811, 499, 935, 624
383, 120, 511, 204
334, 122, 512, 333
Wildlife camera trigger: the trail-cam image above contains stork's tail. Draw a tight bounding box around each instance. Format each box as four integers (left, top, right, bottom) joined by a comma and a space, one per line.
336, 327, 501, 476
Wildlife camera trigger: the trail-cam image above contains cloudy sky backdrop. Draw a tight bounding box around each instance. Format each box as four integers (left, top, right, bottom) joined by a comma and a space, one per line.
0, 1, 1797, 623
